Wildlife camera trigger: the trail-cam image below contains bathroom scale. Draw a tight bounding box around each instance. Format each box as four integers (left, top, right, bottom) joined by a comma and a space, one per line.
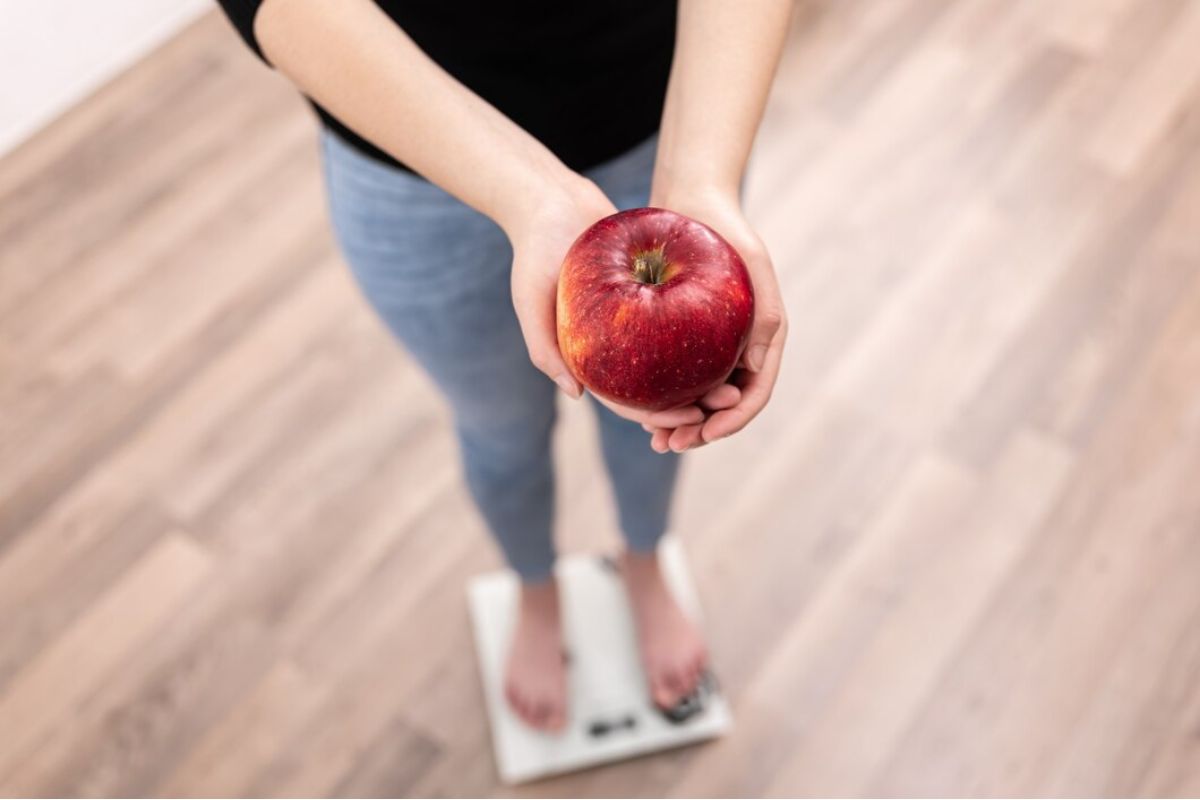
467, 536, 731, 785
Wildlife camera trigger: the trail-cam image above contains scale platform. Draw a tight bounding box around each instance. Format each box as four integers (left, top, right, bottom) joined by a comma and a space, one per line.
467, 537, 731, 785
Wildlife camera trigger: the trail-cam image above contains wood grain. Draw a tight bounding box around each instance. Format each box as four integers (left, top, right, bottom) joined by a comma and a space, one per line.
2, 3, 1199, 796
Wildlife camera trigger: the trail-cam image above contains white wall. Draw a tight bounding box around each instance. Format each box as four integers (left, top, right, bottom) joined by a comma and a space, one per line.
0, 0, 211, 155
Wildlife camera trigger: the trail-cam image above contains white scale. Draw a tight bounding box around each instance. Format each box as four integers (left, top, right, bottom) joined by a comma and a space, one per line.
467, 537, 732, 784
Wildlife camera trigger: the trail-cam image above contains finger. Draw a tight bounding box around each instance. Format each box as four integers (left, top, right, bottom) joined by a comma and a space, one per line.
597, 396, 649, 424
698, 383, 741, 411
701, 378, 769, 443
642, 404, 705, 428
596, 391, 707, 428
645, 425, 676, 444
742, 301, 784, 373
651, 428, 671, 453
512, 274, 581, 398
740, 249, 786, 373
668, 424, 703, 452
701, 335, 784, 442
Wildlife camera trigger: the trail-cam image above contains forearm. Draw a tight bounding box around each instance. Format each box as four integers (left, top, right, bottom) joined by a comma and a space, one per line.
255, 0, 588, 236
653, 0, 793, 200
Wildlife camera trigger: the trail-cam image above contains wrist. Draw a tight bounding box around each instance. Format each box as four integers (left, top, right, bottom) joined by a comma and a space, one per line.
650, 177, 740, 216
496, 166, 603, 240
650, 155, 741, 209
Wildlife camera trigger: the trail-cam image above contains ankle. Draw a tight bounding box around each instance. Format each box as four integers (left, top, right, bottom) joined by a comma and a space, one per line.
620, 548, 670, 590
518, 576, 560, 615
621, 547, 661, 570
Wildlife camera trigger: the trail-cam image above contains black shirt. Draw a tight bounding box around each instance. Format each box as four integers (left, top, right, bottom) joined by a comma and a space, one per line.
216, 0, 677, 173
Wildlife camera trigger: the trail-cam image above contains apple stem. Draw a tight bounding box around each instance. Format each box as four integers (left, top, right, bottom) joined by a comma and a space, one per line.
632, 248, 669, 285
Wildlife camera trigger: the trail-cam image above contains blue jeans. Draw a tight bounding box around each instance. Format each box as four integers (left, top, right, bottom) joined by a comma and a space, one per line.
320, 128, 680, 582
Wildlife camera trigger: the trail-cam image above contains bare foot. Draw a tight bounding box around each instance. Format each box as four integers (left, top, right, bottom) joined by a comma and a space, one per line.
503, 579, 567, 732
619, 549, 709, 709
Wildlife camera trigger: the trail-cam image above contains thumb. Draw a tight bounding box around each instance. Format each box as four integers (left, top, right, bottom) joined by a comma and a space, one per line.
512, 273, 582, 398
743, 302, 784, 373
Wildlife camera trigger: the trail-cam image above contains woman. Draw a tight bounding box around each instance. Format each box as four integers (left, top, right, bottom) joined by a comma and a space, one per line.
216, 0, 790, 732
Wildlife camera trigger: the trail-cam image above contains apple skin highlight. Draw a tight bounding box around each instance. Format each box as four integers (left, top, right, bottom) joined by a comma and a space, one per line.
556, 207, 755, 412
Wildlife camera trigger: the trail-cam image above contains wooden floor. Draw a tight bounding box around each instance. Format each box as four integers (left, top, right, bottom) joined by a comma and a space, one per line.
2, 1, 1200, 796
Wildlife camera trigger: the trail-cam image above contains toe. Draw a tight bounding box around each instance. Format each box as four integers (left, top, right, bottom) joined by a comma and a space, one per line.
652, 676, 678, 709
545, 704, 567, 732
509, 688, 532, 724
667, 666, 691, 699
519, 698, 539, 727
528, 698, 549, 729
504, 682, 522, 716
679, 661, 701, 696
691, 652, 707, 683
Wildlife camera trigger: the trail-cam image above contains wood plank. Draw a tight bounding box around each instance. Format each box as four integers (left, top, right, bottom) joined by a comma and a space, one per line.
1086, 0, 1200, 174
0, 257, 348, 611
0, 501, 175, 688
0, 533, 210, 784
767, 431, 1073, 796
154, 661, 329, 798
872, 269, 1200, 796
3, 1, 1200, 795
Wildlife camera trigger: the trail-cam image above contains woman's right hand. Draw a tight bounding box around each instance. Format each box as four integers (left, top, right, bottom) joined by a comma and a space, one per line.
506, 177, 717, 436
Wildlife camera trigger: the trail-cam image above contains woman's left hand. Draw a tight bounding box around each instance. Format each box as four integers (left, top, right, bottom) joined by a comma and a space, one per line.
638, 186, 788, 453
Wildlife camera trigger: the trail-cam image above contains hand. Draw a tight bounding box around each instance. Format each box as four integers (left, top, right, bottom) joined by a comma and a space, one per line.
506, 176, 731, 437
506, 177, 613, 398
643, 186, 787, 452
594, 383, 743, 437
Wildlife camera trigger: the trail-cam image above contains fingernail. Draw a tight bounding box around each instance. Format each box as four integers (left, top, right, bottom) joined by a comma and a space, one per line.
747, 344, 767, 372
555, 374, 580, 398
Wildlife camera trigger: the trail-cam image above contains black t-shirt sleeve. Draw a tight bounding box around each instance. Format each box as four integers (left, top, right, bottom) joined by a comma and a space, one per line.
215, 0, 271, 64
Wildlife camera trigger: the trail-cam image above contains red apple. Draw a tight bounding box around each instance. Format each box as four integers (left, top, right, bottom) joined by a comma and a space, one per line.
556, 207, 755, 412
